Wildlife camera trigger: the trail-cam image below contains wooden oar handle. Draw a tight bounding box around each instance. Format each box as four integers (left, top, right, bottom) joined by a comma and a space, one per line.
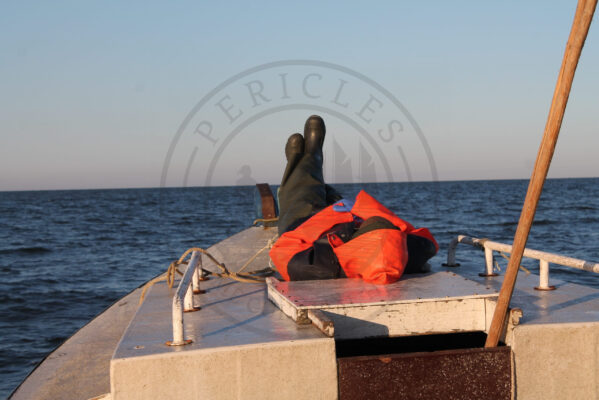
485, 0, 598, 348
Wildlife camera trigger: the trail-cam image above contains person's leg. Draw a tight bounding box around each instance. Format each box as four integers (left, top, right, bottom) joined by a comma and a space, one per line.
278, 116, 330, 234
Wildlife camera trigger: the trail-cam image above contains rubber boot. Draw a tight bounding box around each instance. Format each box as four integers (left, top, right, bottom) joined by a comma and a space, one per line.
277, 116, 329, 234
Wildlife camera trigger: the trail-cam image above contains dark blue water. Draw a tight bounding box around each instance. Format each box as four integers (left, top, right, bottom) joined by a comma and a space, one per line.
1, 179, 598, 398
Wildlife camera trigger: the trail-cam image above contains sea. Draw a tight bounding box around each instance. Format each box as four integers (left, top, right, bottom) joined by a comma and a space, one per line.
1, 178, 599, 398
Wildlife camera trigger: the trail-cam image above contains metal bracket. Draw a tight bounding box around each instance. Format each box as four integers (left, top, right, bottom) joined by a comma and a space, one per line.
266, 277, 334, 336
255, 183, 278, 228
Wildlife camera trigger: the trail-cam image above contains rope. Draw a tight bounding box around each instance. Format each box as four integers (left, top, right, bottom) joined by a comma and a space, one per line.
237, 235, 278, 273
139, 234, 278, 305
494, 259, 502, 272
498, 251, 531, 275
252, 217, 279, 226
476, 238, 530, 274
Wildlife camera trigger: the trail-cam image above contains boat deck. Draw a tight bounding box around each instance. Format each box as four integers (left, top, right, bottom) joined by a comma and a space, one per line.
11, 226, 599, 399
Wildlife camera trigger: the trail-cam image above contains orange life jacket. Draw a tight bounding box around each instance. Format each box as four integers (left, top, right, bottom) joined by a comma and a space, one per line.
270, 190, 438, 284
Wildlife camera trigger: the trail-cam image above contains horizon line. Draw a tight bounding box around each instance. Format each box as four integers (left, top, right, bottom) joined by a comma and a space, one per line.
1, 175, 598, 193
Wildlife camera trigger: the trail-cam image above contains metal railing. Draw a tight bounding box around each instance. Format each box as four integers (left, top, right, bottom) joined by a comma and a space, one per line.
168, 251, 203, 346
446, 235, 599, 290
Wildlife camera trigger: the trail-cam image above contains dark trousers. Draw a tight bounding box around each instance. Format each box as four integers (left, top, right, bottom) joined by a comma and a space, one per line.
277, 151, 341, 234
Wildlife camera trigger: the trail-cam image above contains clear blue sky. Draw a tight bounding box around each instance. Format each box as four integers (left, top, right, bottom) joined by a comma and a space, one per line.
1, 1, 597, 190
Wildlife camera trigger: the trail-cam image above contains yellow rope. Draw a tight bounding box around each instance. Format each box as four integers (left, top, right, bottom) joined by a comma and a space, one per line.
252, 217, 279, 226
475, 238, 530, 274
494, 259, 501, 272
139, 234, 278, 305
498, 251, 531, 275
237, 235, 278, 273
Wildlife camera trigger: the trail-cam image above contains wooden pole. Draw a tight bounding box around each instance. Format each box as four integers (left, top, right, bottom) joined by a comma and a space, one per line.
485, 0, 597, 348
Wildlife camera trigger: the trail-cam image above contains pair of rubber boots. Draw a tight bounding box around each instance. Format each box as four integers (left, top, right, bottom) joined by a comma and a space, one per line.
285, 115, 326, 161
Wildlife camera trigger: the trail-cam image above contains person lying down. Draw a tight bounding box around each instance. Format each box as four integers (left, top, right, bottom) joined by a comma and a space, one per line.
269, 115, 438, 284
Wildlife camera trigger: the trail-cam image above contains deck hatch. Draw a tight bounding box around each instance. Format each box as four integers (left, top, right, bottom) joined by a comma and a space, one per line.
266, 272, 499, 339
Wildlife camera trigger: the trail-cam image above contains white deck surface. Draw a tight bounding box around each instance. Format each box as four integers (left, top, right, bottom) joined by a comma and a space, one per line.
111, 227, 338, 400
459, 264, 599, 325
114, 276, 327, 360
269, 271, 498, 308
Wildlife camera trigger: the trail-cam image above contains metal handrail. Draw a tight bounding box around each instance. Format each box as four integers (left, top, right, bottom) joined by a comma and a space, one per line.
168, 251, 202, 346
446, 235, 599, 290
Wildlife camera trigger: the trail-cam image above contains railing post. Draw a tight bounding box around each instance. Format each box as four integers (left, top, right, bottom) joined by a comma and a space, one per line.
184, 253, 201, 312
535, 259, 556, 291
479, 246, 498, 277
171, 292, 184, 346
199, 255, 209, 281
166, 251, 200, 346
443, 237, 461, 267
193, 254, 206, 294
446, 234, 599, 289
184, 285, 198, 312
192, 262, 200, 292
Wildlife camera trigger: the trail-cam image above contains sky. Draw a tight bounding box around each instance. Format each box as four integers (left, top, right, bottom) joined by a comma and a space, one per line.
1, 1, 598, 191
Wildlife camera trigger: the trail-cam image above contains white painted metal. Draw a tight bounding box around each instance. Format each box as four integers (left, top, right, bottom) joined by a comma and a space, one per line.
306, 310, 335, 337
539, 259, 550, 289
198, 254, 206, 280
484, 247, 494, 275
447, 235, 599, 288
171, 251, 200, 345
446, 238, 460, 266
183, 285, 193, 311
266, 277, 310, 324
192, 257, 200, 293
267, 272, 498, 309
